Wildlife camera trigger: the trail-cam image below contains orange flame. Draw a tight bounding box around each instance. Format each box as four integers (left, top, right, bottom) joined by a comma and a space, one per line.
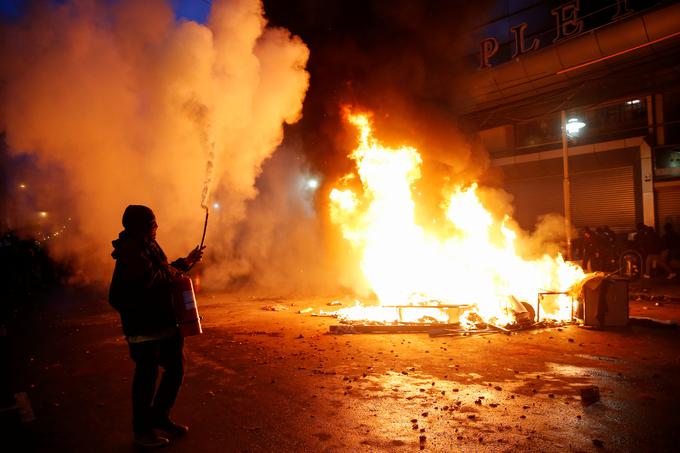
329, 112, 585, 326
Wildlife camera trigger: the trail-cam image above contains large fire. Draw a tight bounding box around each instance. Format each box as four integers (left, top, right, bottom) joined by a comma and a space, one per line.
329, 112, 585, 327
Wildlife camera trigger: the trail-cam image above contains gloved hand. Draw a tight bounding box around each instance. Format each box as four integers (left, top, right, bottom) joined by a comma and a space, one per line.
185, 245, 206, 267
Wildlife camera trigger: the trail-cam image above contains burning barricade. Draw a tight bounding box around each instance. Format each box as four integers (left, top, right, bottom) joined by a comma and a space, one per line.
322, 111, 594, 334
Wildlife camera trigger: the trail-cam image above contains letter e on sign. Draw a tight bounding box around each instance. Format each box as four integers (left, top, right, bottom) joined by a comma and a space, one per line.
551, 0, 584, 42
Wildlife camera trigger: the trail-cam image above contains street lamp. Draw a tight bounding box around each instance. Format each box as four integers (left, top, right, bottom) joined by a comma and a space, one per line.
561, 111, 586, 261
566, 118, 586, 137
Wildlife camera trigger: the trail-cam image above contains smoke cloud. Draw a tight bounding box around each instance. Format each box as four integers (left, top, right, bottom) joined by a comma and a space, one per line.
215, 138, 339, 295
1, 0, 310, 285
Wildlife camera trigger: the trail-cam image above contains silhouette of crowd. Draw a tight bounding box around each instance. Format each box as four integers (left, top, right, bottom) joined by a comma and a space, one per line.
576, 223, 680, 279
0, 231, 65, 408
0, 231, 62, 306
576, 225, 618, 272
634, 222, 679, 279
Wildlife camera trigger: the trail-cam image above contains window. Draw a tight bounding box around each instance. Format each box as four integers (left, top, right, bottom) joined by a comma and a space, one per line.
576, 99, 647, 143
515, 112, 561, 148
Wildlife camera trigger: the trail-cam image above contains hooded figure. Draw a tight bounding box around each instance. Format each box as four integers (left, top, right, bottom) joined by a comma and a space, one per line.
110, 205, 186, 337
109, 205, 204, 448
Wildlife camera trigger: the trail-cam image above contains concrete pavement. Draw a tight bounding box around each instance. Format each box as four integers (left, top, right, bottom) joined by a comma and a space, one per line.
4, 284, 680, 452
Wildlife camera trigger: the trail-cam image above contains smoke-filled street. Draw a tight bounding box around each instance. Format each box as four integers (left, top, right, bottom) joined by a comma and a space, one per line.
7, 286, 680, 452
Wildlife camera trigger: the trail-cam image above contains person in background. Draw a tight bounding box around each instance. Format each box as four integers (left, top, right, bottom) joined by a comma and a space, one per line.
580, 226, 596, 272
592, 227, 607, 272
634, 223, 651, 270
660, 223, 679, 280
641, 226, 673, 279
109, 205, 204, 448
600, 225, 617, 271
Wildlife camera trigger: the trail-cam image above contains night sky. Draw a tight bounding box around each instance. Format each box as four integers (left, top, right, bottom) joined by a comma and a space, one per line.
0, 0, 213, 22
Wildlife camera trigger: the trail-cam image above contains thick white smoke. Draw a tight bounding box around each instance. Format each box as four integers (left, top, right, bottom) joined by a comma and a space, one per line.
0, 0, 310, 285
213, 140, 339, 295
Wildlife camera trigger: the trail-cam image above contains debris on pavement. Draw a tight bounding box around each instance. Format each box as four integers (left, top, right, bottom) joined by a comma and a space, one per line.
262, 304, 289, 312
17, 283, 680, 452
580, 386, 600, 406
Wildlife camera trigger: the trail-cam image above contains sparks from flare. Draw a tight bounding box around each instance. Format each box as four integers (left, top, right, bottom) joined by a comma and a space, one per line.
329, 110, 585, 326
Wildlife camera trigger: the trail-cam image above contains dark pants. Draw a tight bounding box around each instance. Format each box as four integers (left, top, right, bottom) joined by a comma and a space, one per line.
583, 250, 594, 272
128, 334, 184, 434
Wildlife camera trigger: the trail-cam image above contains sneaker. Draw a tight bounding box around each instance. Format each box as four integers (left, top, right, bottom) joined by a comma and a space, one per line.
134, 431, 170, 448
667, 273, 677, 280
152, 418, 189, 437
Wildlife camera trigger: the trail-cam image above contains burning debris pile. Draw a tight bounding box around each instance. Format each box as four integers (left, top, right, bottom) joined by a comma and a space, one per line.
325, 111, 586, 332
321, 295, 575, 335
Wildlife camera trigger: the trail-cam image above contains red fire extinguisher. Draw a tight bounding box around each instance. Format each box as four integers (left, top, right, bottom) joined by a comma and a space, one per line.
173, 275, 203, 337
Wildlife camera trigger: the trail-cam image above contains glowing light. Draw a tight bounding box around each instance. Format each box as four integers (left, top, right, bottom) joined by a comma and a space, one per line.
41, 223, 68, 242
626, 99, 641, 105
38, 211, 48, 218
566, 118, 586, 137
212, 202, 220, 210
306, 178, 319, 190
328, 111, 585, 326
18, 183, 27, 189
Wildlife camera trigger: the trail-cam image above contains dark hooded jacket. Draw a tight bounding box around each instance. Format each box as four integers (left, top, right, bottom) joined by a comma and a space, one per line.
109, 229, 189, 338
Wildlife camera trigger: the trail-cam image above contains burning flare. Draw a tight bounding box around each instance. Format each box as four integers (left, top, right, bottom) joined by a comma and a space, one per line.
329, 112, 585, 326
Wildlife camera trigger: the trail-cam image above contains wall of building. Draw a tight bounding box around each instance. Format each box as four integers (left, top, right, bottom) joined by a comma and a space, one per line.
462, 1, 680, 234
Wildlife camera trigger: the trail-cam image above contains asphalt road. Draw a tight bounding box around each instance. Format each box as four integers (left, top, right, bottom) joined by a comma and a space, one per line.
5, 287, 680, 452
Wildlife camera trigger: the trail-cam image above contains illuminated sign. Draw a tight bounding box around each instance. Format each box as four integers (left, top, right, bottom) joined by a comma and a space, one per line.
479, 0, 642, 69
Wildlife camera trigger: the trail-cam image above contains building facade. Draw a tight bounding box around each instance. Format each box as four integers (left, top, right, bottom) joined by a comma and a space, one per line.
455, 0, 680, 234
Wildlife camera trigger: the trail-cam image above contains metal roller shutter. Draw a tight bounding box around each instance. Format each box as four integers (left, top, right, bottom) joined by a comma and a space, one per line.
504, 175, 563, 230
655, 185, 680, 229
570, 166, 636, 233
505, 166, 637, 232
